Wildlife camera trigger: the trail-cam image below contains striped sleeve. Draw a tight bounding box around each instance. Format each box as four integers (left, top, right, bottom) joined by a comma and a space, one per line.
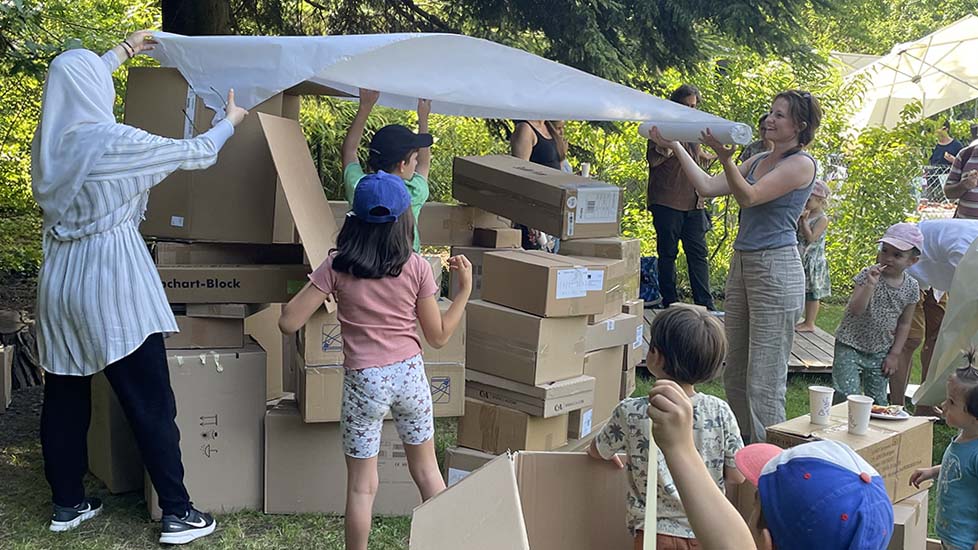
88, 119, 235, 180
947, 152, 965, 185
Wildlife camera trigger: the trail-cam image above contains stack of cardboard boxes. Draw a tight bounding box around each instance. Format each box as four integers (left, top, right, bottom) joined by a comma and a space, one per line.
444, 156, 646, 479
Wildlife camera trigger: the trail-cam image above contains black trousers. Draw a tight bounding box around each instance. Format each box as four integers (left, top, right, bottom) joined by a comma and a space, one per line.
650, 205, 715, 309
41, 333, 190, 517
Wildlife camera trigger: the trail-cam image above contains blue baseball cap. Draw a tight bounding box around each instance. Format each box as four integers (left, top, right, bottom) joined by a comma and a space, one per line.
351, 171, 411, 223
735, 440, 894, 550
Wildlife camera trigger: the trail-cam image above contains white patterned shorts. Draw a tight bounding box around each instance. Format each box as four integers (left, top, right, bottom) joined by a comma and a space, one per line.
341, 354, 434, 459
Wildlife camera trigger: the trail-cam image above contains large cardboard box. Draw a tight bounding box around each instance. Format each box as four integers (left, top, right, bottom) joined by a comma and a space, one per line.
329, 200, 510, 247
443, 446, 496, 486
409, 452, 632, 550
87, 373, 143, 493
558, 237, 640, 299
465, 370, 594, 418
244, 304, 294, 401
159, 265, 309, 304
584, 312, 641, 352
448, 246, 490, 300
457, 398, 569, 454
465, 300, 586, 385
889, 490, 928, 550
150, 241, 305, 266
264, 400, 418, 515
453, 155, 623, 241
166, 316, 244, 349
126, 68, 295, 243
297, 362, 464, 422
568, 347, 625, 439
472, 227, 521, 249
145, 344, 266, 519
481, 250, 609, 317
1, 345, 11, 411
765, 402, 934, 503
301, 297, 464, 366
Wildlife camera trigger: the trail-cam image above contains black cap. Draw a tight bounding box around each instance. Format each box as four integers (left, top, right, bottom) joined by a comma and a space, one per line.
368, 124, 433, 168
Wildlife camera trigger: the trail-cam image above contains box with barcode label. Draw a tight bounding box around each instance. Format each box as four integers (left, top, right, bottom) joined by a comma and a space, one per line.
481, 250, 609, 317
453, 155, 623, 241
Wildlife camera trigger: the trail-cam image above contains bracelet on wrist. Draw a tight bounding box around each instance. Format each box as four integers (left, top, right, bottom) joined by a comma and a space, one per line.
121, 40, 135, 58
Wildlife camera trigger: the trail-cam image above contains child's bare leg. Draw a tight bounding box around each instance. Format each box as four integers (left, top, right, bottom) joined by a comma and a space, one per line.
345, 455, 379, 550
404, 438, 445, 501
795, 300, 820, 331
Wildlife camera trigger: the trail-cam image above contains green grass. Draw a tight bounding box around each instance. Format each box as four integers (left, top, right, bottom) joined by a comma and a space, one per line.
0, 303, 953, 547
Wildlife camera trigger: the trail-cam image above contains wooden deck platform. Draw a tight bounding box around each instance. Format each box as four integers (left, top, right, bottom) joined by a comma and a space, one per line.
642, 307, 835, 373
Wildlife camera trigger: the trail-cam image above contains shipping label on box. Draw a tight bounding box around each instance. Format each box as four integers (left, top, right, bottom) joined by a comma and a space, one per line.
298, 362, 464, 422
457, 398, 569, 454
453, 155, 623, 241
443, 446, 498, 486
559, 238, 641, 300
766, 402, 934, 503
159, 265, 308, 304
481, 250, 608, 318
146, 344, 266, 519
465, 300, 586, 385
264, 400, 418, 515
584, 313, 641, 352
465, 370, 594, 418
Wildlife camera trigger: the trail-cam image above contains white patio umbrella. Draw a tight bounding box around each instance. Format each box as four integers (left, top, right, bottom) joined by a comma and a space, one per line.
830, 51, 880, 75
848, 15, 978, 130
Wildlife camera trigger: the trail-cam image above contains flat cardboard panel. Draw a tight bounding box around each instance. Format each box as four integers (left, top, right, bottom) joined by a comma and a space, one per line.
126, 68, 285, 243
481, 250, 606, 318
330, 200, 510, 247
244, 304, 289, 401
263, 400, 418, 515
258, 113, 339, 285
297, 362, 464, 422
516, 452, 632, 550
465, 370, 594, 418
410, 454, 530, 550
584, 312, 641, 352
1, 345, 11, 411
473, 227, 522, 248
87, 373, 143, 493
453, 155, 622, 240
766, 402, 934, 503
146, 344, 266, 519
449, 246, 490, 300
159, 265, 309, 304
889, 490, 928, 550
166, 316, 244, 349
457, 398, 568, 454
443, 446, 497, 486
465, 300, 586, 385
151, 241, 304, 266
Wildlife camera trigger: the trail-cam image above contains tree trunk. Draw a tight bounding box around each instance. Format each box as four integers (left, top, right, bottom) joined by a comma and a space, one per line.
161, 0, 232, 35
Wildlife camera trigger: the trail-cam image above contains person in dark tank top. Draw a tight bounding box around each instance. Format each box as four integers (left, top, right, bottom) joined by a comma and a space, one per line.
510, 120, 562, 250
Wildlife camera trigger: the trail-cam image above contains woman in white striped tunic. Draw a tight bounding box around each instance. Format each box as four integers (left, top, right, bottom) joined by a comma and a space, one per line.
31, 31, 248, 544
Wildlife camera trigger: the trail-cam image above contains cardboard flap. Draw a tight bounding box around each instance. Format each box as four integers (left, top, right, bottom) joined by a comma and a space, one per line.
409, 453, 529, 550
258, 113, 339, 312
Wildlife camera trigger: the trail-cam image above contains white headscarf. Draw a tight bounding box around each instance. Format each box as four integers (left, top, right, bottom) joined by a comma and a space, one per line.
31, 49, 130, 230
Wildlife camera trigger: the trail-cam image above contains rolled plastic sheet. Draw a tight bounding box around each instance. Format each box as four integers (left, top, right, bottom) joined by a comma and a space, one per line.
638, 121, 754, 146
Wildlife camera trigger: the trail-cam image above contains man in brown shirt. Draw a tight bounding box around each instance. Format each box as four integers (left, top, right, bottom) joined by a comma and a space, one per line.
647, 84, 716, 309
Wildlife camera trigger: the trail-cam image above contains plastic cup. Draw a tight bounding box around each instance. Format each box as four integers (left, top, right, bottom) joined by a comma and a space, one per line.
808, 386, 834, 426
847, 395, 874, 435
581, 162, 591, 178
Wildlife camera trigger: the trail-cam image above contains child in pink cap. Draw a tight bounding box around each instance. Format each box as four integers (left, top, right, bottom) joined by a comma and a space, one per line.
796, 179, 832, 332
832, 222, 922, 405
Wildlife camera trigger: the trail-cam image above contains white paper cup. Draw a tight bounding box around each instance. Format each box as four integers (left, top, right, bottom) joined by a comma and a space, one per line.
847, 395, 874, 435
808, 386, 834, 426
581, 162, 591, 178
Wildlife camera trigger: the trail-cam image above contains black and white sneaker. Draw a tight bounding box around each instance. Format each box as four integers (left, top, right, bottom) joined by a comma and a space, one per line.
159, 507, 216, 545
49, 497, 103, 532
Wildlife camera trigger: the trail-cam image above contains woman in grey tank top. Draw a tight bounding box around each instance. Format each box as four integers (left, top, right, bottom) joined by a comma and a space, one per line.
648, 91, 821, 443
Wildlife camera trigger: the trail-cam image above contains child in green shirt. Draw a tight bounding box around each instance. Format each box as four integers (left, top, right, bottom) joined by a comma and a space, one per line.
341, 88, 433, 252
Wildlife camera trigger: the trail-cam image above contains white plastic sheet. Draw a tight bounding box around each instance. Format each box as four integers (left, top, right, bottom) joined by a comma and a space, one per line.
913, 238, 978, 406
148, 32, 748, 143
638, 121, 753, 146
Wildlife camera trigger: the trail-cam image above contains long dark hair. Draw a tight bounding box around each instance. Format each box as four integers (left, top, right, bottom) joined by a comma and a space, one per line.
331, 209, 415, 279
774, 89, 822, 158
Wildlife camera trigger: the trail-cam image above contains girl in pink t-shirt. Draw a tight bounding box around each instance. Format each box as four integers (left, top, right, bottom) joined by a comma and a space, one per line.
279, 172, 472, 550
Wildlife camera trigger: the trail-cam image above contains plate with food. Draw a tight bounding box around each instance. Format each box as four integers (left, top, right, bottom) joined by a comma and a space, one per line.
870, 404, 910, 420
